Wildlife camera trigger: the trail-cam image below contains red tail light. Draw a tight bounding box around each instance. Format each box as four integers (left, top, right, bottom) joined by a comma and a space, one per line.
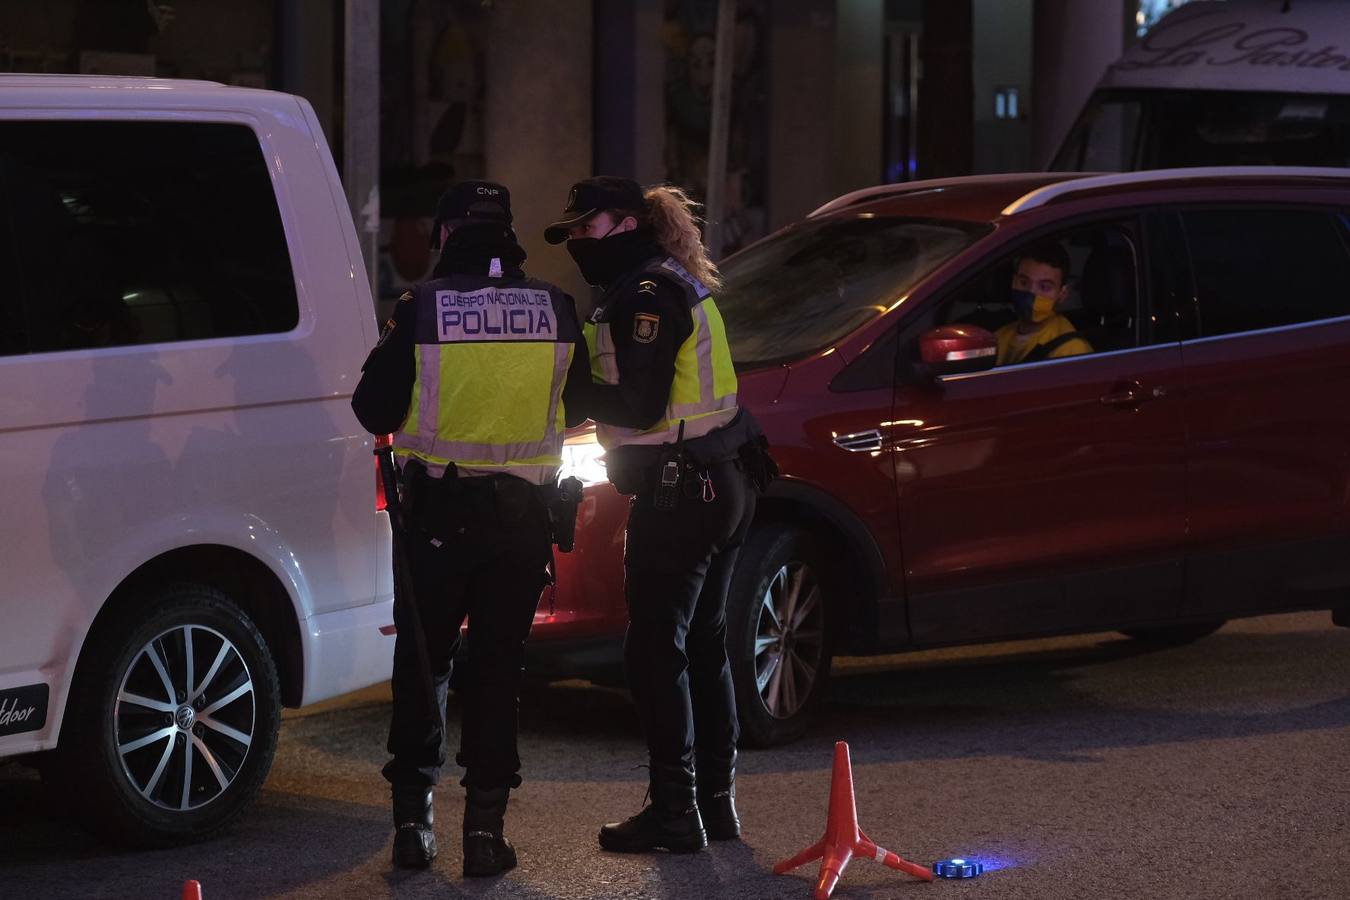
375, 434, 393, 511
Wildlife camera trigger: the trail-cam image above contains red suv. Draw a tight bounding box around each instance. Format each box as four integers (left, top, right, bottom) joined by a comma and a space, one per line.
533, 168, 1350, 746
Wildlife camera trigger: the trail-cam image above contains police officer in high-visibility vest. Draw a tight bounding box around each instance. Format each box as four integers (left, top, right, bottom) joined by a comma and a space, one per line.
353, 181, 590, 877
545, 177, 776, 854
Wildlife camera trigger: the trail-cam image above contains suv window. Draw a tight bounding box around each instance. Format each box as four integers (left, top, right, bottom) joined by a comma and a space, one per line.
0, 121, 298, 356
717, 216, 989, 368
1181, 208, 1350, 338
926, 221, 1143, 370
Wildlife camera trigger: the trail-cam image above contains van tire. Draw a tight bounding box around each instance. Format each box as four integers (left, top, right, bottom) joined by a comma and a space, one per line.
58, 584, 281, 846
727, 525, 832, 748
1119, 620, 1226, 646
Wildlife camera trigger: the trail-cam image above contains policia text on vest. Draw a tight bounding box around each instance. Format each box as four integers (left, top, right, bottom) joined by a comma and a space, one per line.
435, 286, 557, 340
394, 274, 583, 487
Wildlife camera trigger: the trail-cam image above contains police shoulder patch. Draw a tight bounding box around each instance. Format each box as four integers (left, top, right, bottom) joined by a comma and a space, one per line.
398, 290, 415, 304
375, 316, 397, 348
633, 313, 660, 344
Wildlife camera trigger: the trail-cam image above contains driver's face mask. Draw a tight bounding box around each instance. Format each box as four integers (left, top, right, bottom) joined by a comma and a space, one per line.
1010, 288, 1058, 324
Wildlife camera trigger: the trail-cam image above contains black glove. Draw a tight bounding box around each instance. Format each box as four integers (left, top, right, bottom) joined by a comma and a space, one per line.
738, 437, 779, 493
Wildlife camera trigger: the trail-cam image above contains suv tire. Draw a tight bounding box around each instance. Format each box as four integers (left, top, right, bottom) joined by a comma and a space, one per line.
58, 584, 281, 846
727, 525, 832, 748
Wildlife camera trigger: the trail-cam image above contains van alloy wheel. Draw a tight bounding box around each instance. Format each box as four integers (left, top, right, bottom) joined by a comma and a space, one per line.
114, 624, 255, 812
60, 586, 279, 846
755, 561, 825, 720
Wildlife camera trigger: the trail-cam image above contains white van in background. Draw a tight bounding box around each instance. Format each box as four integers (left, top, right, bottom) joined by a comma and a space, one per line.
1051, 0, 1350, 171
0, 76, 393, 845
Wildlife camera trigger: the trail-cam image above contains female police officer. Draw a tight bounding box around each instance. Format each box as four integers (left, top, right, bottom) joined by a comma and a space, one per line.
545, 177, 772, 853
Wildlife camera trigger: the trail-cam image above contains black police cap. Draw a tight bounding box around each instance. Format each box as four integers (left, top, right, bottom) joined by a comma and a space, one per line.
431, 181, 512, 249
436, 180, 512, 227
544, 176, 647, 244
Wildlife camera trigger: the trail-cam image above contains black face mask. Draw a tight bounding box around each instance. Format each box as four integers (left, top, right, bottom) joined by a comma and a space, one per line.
566, 226, 646, 287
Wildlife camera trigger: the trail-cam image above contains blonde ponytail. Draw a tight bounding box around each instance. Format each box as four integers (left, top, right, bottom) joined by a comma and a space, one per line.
642, 185, 723, 291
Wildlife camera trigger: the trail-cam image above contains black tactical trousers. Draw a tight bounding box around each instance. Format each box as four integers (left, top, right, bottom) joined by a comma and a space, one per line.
382, 474, 551, 791
622, 458, 757, 771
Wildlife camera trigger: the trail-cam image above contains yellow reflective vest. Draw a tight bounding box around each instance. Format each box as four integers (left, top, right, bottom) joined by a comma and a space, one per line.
584, 256, 738, 451
393, 273, 579, 485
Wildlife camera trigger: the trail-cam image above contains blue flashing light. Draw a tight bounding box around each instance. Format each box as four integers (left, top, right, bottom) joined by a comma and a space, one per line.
933, 858, 984, 879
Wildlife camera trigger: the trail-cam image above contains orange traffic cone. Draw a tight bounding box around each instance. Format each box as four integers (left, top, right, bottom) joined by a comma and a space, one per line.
181, 880, 203, 900
774, 741, 933, 899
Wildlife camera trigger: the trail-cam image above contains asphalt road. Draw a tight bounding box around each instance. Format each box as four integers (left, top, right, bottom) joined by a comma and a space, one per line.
5, 610, 1350, 900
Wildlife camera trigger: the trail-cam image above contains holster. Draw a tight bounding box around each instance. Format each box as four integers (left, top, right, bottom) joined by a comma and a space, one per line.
604, 408, 780, 496
400, 458, 462, 543
405, 456, 577, 552
605, 461, 649, 496
543, 476, 583, 552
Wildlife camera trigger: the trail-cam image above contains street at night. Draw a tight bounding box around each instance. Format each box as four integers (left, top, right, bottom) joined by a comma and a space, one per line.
7, 1, 1350, 898
7, 611, 1350, 899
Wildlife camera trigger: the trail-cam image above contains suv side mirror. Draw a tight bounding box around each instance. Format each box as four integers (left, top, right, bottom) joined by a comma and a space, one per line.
918, 324, 998, 378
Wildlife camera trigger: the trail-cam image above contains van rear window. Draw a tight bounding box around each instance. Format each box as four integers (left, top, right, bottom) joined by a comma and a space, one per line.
0, 121, 298, 357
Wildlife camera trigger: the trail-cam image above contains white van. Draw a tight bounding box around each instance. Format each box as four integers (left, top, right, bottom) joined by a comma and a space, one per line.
1051, 0, 1350, 171
0, 76, 394, 844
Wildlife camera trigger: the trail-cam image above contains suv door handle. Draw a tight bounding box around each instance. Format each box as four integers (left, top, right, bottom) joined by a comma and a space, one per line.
833, 429, 884, 452
1100, 380, 1143, 408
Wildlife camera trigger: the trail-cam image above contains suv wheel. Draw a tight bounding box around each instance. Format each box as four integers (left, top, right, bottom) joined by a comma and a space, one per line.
60, 584, 281, 846
727, 525, 832, 747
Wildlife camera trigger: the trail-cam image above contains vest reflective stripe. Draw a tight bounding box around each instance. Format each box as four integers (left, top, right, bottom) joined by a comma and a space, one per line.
395, 333, 574, 485
587, 268, 739, 450
584, 320, 618, 384
670, 301, 737, 420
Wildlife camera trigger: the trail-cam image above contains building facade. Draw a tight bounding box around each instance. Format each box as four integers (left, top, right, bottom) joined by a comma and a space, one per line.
2, 0, 1179, 306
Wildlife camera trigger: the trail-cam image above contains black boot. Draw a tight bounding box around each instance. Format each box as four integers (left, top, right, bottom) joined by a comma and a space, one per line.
391, 786, 437, 869
697, 751, 740, 841
598, 764, 708, 854
463, 785, 517, 877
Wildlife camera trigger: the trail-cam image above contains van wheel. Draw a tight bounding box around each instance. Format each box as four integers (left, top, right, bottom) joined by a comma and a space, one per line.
727, 525, 832, 748
1119, 620, 1226, 646
59, 585, 281, 846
